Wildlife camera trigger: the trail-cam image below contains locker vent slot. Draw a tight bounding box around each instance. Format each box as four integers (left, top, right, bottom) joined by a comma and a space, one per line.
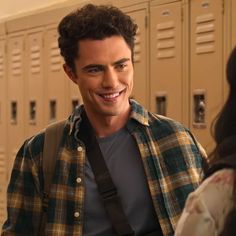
156, 20, 176, 59
30, 45, 41, 74
50, 41, 61, 72
134, 27, 141, 63
195, 13, 215, 54
11, 47, 22, 76
0, 152, 6, 181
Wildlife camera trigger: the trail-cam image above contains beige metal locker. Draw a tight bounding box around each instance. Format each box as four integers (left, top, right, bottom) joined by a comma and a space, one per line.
43, 26, 69, 124
25, 28, 45, 137
190, 0, 224, 153
7, 32, 26, 177
150, 1, 184, 122
0, 26, 7, 229
122, 3, 149, 108
0, 27, 7, 187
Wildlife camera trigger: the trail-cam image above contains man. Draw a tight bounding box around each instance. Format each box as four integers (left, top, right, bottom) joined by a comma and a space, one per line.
2, 4, 206, 236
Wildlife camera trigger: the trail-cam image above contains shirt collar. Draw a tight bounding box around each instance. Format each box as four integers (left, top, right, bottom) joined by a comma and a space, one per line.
68, 99, 150, 135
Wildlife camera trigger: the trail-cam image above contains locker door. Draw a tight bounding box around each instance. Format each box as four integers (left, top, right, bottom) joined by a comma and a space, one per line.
190, 0, 223, 153
43, 26, 69, 124
25, 28, 44, 137
7, 33, 26, 177
125, 8, 148, 108
0, 38, 7, 186
150, 1, 183, 122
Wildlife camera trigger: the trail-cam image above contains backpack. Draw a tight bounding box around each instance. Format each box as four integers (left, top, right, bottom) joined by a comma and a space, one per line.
39, 119, 66, 235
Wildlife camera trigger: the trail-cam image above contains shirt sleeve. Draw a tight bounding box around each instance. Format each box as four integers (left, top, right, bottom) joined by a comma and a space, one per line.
1, 137, 43, 235
175, 169, 234, 236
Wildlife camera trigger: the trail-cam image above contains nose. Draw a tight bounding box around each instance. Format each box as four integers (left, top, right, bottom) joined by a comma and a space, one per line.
102, 67, 119, 89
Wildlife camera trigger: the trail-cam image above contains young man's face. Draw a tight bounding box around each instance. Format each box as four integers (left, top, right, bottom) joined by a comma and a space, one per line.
66, 36, 134, 118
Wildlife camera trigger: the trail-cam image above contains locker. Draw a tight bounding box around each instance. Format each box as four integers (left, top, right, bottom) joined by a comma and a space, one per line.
150, 1, 184, 122
43, 26, 69, 124
190, 0, 224, 153
123, 4, 149, 108
0, 32, 7, 185
25, 28, 45, 137
7, 32, 26, 177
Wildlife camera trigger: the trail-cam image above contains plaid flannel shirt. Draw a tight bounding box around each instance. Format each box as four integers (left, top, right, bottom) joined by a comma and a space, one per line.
1, 100, 206, 236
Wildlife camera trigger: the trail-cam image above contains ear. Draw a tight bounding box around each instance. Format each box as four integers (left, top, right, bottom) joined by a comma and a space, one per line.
63, 64, 78, 84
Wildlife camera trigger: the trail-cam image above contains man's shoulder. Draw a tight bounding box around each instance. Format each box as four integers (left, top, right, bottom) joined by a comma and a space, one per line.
25, 130, 45, 157
147, 112, 188, 137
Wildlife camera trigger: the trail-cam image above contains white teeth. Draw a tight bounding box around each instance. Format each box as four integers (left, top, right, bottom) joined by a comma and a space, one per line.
102, 92, 120, 99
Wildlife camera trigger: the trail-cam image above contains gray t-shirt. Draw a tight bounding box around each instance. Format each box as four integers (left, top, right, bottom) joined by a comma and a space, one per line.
83, 127, 162, 236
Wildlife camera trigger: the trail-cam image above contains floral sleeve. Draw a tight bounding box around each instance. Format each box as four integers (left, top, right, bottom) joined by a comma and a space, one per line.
175, 169, 235, 236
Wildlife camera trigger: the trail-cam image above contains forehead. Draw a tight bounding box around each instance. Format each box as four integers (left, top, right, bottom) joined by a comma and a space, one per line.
77, 36, 132, 64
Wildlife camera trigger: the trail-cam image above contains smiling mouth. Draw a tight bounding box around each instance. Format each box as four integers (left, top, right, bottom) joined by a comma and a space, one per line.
99, 90, 124, 100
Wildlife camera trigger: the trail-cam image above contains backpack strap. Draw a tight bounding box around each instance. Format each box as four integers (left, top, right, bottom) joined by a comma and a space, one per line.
79, 112, 134, 236
39, 119, 66, 235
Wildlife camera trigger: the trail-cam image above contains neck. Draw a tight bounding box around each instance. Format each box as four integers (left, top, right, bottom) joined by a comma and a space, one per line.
84, 108, 131, 138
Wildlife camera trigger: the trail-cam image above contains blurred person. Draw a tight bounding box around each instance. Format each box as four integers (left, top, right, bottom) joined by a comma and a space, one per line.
175, 46, 236, 236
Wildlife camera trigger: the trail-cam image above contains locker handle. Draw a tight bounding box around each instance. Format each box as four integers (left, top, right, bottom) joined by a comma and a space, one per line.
72, 99, 80, 112
29, 101, 36, 125
193, 91, 206, 128
10, 101, 17, 124
156, 93, 167, 116
49, 100, 56, 122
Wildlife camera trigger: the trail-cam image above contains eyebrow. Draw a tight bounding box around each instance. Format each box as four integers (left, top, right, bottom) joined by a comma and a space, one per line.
82, 58, 131, 71
112, 58, 130, 66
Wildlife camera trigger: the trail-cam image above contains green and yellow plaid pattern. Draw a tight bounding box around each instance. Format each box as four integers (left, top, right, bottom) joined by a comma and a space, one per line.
2, 100, 206, 236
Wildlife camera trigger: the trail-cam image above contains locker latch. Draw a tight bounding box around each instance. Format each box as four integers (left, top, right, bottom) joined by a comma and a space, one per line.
156, 93, 167, 116
29, 101, 36, 124
11, 101, 17, 124
49, 100, 56, 122
193, 91, 206, 128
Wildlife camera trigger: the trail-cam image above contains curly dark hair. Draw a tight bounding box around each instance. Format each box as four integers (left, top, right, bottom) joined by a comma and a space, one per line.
58, 4, 138, 72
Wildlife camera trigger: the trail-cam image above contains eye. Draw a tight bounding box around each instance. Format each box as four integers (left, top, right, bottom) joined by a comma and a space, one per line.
116, 63, 127, 71
85, 66, 103, 74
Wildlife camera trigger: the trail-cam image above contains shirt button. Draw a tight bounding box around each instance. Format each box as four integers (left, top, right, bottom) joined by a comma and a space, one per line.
74, 212, 80, 218
77, 146, 83, 152
76, 177, 82, 183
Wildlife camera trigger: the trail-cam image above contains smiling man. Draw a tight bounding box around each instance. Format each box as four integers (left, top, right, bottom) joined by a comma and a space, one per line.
2, 4, 207, 236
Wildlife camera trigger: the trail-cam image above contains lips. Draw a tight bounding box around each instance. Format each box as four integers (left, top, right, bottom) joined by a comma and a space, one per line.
100, 92, 120, 99
98, 89, 125, 100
